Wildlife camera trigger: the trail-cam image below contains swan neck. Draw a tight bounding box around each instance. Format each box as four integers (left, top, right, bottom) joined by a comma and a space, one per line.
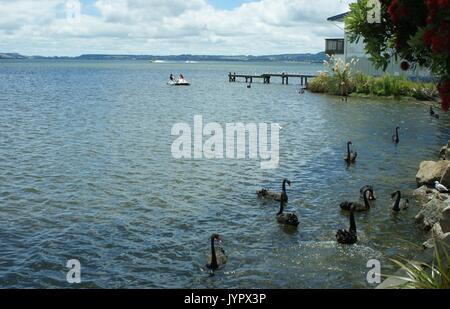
211, 237, 218, 269
393, 192, 401, 211
282, 180, 287, 193
347, 143, 351, 159
363, 190, 370, 208
278, 200, 284, 215
349, 211, 356, 233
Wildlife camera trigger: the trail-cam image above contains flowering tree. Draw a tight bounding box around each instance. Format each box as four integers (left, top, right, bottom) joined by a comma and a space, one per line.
345, 0, 450, 110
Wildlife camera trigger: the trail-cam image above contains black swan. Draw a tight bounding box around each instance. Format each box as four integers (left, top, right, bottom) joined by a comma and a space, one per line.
206, 234, 228, 271
344, 141, 357, 163
340, 188, 371, 212
391, 191, 409, 212
257, 179, 291, 203
392, 127, 400, 144
276, 199, 299, 228
336, 207, 357, 244
430, 106, 440, 119
360, 185, 376, 200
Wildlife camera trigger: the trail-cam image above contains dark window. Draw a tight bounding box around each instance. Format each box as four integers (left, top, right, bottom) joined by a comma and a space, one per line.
325, 39, 345, 55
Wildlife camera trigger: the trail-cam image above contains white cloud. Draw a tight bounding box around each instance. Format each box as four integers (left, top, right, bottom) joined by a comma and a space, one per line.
0, 0, 353, 56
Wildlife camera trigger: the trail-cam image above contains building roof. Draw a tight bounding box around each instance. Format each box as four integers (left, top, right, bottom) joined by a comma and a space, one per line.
327, 12, 349, 22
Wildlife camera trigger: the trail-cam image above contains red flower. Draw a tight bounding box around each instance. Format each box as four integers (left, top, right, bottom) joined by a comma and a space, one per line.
423, 29, 433, 46
399, 4, 408, 17
438, 80, 450, 111
400, 61, 410, 71
431, 35, 446, 53
388, 0, 399, 24
437, 0, 449, 9
439, 80, 450, 93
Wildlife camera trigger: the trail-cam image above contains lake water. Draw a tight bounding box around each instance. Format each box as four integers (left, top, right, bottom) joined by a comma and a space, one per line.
0, 60, 449, 288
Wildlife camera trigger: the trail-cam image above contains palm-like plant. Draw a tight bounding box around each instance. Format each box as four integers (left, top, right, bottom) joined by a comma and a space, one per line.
387, 241, 450, 289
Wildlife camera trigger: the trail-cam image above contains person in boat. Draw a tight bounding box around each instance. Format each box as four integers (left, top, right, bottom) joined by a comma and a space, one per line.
178, 74, 187, 84
169, 74, 174, 81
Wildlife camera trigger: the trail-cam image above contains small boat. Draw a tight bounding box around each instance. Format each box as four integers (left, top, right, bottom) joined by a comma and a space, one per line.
168, 79, 190, 86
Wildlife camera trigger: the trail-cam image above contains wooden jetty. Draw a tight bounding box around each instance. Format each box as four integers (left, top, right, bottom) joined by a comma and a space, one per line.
228, 72, 316, 85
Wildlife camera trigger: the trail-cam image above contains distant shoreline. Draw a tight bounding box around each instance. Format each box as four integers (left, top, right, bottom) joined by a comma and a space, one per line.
0, 52, 326, 63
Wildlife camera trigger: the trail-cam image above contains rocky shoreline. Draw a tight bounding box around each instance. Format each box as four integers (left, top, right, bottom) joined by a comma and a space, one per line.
378, 141, 450, 289
414, 141, 450, 248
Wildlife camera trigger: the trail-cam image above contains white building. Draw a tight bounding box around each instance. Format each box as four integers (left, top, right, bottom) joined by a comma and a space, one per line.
325, 12, 429, 79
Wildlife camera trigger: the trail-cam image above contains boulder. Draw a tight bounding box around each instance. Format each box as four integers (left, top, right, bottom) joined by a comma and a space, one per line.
440, 206, 450, 234
413, 185, 435, 202
440, 140, 450, 160
415, 196, 450, 231
416, 161, 450, 186
440, 166, 450, 188
422, 223, 450, 249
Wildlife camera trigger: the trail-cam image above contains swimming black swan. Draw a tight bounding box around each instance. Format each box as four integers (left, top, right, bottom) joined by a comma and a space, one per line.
360, 185, 376, 200
430, 106, 440, 119
257, 179, 291, 203
344, 141, 357, 163
336, 207, 357, 244
391, 191, 409, 212
276, 199, 299, 227
392, 127, 400, 144
206, 234, 228, 271
340, 188, 371, 212
247, 84, 251, 89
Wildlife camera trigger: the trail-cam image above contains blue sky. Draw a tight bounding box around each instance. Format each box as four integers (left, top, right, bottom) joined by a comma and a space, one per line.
207, 0, 255, 10
77, 0, 257, 16
0, 0, 353, 56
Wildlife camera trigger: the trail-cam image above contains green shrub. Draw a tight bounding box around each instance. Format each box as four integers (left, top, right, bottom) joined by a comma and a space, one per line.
411, 83, 439, 100
351, 72, 437, 99
353, 72, 370, 94
387, 241, 450, 289
308, 72, 329, 93
309, 56, 357, 96
309, 62, 437, 101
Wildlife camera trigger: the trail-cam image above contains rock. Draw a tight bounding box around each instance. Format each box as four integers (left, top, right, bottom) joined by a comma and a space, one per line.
423, 237, 434, 249
440, 206, 450, 233
440, 166, 450, 188
422, 223, 450, 249
413, 185, 436, 203
415, 196, 450, 231
414, 142, 450, 253
413, 186, 447, 206
440, 140, 450, 160
416, 161, 450, 186
414, 185, 431, 196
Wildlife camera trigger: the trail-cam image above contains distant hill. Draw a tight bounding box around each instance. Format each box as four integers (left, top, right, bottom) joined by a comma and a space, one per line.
0, 53, 28, 59
76, 52, 327, 62
0, 52, 326, 63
